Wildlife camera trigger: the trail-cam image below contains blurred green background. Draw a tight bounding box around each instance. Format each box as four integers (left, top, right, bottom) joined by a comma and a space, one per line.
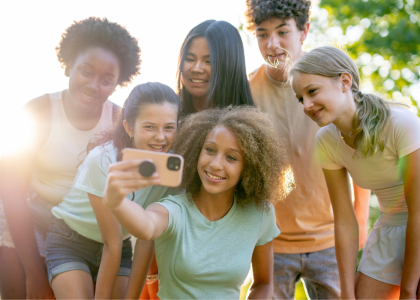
308, 0, 420, 114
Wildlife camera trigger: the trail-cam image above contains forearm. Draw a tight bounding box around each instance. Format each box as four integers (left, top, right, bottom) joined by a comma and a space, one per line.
248, 283, 272, 299
335, 223, 359, 298
400, 216, 420, 297
109, 199, 156, 240
95, 243, 122, 299
125, 239, 155, 300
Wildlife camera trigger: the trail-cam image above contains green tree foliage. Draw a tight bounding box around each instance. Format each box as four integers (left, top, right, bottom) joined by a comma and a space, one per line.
319, 0, 420, 113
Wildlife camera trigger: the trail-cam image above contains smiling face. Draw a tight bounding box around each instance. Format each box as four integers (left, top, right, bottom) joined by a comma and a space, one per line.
292, 72, 350, 127
256, 18, 308, 80
181, 37, 211, 102
124, 102, 178, 153
197, 125, 245, 197
67, 47, 120, 112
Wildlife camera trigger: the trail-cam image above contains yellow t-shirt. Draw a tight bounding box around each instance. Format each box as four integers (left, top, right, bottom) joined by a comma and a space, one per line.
249, 64, 334, 254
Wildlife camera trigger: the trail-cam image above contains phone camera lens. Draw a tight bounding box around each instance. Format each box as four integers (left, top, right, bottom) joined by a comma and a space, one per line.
167, 157, 181, 171
139, 161, 156, 177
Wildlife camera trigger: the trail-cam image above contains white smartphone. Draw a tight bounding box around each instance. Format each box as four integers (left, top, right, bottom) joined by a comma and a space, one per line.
122, 148, 184, 188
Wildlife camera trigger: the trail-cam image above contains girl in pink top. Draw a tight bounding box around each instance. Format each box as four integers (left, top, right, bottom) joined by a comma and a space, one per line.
290, 46, 420, 299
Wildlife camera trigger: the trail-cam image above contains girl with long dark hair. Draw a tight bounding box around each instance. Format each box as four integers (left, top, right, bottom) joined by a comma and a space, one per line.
176, 20, 254, 117
45, 82, 180, 299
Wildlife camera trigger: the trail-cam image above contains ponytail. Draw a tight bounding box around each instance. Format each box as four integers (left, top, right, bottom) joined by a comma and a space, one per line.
290, 46, 401, 158
351, 91, 391, 158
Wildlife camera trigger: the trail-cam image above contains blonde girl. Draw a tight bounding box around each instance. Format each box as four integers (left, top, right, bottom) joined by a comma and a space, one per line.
290, 46, 420, 299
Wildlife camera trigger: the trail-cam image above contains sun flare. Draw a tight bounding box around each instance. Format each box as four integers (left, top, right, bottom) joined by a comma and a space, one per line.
0, 110, 35, 159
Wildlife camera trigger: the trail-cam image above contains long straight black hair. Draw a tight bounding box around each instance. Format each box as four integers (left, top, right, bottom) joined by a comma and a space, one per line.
176, 20, 254, 117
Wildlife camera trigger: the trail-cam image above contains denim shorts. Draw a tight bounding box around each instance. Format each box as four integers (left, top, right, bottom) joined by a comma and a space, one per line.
45, 217, 132, 285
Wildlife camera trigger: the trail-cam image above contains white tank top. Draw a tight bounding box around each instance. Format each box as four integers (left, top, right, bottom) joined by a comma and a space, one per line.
30, 90, 114, 205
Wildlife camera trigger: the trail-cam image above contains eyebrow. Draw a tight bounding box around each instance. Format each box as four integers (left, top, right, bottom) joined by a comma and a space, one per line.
80, 62, 116, 77
206, 141, 242, 154
186, 52, 209, 58
142, 122, 176, 125
256, 22, 289, 32
303, 83, 317, 90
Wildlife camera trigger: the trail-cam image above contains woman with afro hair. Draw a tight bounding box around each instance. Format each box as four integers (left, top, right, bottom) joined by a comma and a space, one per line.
0, 17, 140, 299
103, 106, 293, 299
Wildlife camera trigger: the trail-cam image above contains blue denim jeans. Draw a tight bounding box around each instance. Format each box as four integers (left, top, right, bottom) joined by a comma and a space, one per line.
273, 247, 340, 299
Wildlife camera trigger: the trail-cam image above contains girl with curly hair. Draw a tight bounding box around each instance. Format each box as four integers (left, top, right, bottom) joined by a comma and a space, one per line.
291, 46, 420, 299
46, 82, 180, 299
176, 20, 254, 117
0, 17, 140, 299
103, 106, 291, 299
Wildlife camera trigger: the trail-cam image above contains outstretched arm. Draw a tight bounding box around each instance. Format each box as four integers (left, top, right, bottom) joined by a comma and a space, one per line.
399, 148, 420, 299
102, 160, 169, 241
248, 241, 274, 299
323, 168, 358, 299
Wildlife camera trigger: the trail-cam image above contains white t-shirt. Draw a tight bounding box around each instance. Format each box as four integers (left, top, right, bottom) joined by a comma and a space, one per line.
316, 107, 420, 214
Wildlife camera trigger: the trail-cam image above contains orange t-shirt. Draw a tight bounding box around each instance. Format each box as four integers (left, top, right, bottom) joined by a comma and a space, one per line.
249, 65, 334, 254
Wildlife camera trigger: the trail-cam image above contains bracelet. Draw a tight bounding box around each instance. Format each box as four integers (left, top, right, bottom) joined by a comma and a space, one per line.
146, 274, 158, 281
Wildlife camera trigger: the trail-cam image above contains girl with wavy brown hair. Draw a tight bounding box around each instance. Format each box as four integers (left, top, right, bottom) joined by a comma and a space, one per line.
103, 106, 292, 299
291, 46, 420, 299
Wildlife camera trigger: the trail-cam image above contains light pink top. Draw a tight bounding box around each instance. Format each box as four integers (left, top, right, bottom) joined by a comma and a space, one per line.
316, 107, 420, 214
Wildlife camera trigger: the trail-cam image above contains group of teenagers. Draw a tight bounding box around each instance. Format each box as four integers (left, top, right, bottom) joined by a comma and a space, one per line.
0, 0, 419, 299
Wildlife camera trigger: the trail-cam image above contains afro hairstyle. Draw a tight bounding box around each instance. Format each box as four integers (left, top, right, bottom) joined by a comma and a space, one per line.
56, 17, 141, 86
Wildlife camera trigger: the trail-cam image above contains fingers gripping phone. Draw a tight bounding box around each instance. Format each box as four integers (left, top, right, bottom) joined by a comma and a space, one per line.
122, 148, 184, 188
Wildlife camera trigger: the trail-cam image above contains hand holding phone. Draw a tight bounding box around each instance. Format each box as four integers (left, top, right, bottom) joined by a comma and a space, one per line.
122, 148, 184, 188
103, 159, 161, 209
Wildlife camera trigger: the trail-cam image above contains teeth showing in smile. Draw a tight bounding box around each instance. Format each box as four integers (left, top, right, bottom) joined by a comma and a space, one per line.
191, 79, 207, 83
206, 171, 224, 180
150, 145, 164, 150
313, 108, 322, 118
81, 92, 95, 100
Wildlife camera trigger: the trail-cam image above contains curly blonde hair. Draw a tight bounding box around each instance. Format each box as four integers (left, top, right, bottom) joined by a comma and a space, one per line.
173, 106, 292, 210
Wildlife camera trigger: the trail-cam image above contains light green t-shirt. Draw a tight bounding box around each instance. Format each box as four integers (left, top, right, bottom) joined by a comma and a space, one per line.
154, 193, 280, 300
52, 142, 177, 243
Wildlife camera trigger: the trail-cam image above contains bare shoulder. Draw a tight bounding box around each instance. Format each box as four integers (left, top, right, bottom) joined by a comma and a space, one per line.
23, 94, 51, 120
23, 94, 52, 149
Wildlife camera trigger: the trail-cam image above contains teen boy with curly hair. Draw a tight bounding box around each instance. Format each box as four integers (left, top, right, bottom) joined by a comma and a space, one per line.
244, 1, 371, 298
